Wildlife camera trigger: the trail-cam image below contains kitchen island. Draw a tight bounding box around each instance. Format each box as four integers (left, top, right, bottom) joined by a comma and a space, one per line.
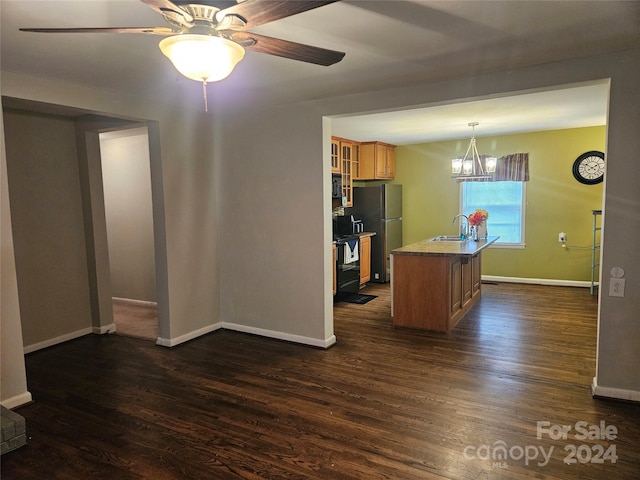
390, 236, 499, 332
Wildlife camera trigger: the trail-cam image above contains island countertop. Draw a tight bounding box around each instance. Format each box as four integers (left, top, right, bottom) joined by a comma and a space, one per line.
392, 236, 499, 257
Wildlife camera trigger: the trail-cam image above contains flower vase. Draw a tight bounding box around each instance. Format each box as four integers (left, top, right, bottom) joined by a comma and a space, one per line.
477, 220, 488, 240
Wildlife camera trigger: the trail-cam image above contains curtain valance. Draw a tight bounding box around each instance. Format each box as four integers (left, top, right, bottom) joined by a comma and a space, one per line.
462, 153, 529, 182
494, 153, 529, 182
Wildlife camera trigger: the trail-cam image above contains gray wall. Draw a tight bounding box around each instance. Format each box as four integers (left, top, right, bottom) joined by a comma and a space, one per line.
217, 106, 333, 345
100, 127, 156, 302
1, 109, 30, 408
596, 60, 640, 394
4, 109, 93, 348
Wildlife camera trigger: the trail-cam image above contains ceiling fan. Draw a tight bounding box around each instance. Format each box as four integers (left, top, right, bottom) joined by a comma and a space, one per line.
21, 0, 345, 110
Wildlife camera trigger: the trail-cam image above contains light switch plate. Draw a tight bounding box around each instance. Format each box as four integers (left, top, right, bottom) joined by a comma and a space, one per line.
609, 278, 625, 297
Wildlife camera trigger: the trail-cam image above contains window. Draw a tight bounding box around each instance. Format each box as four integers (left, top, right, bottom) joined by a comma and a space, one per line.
461, 181, 525, 246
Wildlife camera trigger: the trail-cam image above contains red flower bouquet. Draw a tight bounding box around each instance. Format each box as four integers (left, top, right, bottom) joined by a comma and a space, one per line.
468, 209, 489, 227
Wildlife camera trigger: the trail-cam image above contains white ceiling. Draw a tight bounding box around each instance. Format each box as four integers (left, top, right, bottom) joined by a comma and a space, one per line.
331, 82, 610, 145
1, 1, 638, 143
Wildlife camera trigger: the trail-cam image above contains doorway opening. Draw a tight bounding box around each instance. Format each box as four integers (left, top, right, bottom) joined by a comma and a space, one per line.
327, 80, 609, 341
99, 126, 158, 340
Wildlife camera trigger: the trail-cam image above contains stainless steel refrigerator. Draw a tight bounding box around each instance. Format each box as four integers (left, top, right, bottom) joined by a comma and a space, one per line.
349, 184, 402, 283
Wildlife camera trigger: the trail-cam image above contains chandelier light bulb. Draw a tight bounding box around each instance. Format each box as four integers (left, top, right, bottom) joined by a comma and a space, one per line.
451, 158, 463, 174
485, 157, 497, 173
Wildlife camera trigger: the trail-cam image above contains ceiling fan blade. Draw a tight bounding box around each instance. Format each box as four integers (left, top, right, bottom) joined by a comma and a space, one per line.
217, 0, 339, 30
20, 27, 177, 36
139, 0, 194, 26
230, 31, 344, 66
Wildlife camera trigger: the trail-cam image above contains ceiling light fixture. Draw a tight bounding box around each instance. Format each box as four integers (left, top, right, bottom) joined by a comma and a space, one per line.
159, 34, 245, 111
451, 122, 497, 181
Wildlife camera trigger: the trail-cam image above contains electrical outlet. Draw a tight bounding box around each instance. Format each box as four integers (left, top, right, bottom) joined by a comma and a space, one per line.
609, 278, 625, 297
558, 232, 567, 243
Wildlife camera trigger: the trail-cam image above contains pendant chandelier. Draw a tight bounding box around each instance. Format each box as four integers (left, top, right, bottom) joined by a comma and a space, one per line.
451, 122, 497, 181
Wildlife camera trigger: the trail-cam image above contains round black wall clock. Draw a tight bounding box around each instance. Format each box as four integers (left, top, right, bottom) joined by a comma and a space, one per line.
572, 151, 605, 185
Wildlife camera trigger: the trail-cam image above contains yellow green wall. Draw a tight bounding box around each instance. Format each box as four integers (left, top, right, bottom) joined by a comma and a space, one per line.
392, 126, 605, 282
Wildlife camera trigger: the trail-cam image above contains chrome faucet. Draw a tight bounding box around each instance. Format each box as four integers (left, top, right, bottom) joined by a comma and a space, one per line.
452, 214, 469, 239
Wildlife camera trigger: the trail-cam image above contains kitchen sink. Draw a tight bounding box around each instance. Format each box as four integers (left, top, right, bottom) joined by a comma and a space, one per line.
427, 235, 468, 242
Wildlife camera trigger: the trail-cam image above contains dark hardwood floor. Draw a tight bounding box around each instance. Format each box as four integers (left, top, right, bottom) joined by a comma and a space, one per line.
3, 283, 639, 479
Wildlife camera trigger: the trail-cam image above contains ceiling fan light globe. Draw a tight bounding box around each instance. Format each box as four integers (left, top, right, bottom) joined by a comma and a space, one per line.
159, 34, 245, 82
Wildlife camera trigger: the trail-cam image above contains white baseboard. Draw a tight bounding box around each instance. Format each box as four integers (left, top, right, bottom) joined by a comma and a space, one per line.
93, 322, 116, 334
222, 322, 337, 349
592, 377, 640, 402
112, 297, 157, 307
23, 321, 335, 352
1, 391, 33, 409
482, 275, 591, 288
156, 323, 222, 347
156, 321, 336, 349
23, 327, 93, 354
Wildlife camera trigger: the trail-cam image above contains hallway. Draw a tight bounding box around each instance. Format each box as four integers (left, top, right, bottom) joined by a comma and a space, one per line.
112, 299, 157, 341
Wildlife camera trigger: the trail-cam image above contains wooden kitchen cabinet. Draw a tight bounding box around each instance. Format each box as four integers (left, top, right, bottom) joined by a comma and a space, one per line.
471, 254, 481, 296
341, 142, 353, 207
331, 137, 358, 207
462, 257, 473, 306
393, 252, 482, 332
391, 237, 496, 332
359, 235, 371, 285
331, 138, 340, 174
450, 256, 462, 314
359, 141, 396, 179
450, 254, 481, 319
351, 143, 361, 180
331, 136, 367, 204
450, 254, 481, 323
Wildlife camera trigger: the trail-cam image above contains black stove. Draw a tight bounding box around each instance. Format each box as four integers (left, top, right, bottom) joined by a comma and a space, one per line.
333, 233, 360, 244
333, 234, 360, 296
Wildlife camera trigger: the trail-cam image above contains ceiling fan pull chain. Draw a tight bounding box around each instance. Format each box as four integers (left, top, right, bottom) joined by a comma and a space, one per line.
202, 80, 209, 112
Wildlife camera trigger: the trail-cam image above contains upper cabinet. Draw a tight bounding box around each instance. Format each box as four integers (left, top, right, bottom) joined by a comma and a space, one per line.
332, 136, 360, 207
331, 137, 395, 205
360, 141, 396, 180
331, 137, 340, 174
340, 139, 355, 207
351, 143, 362, 180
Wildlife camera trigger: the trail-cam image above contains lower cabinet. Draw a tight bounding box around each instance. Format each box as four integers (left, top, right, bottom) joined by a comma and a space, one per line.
471, 254, 481, 296
450, 256, 462, 313
451, 254, 481, 320
359, 235, 371, 285
392, 252, 482, 332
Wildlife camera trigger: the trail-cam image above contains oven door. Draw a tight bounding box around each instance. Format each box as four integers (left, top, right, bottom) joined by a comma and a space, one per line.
336, 238, 360, 294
